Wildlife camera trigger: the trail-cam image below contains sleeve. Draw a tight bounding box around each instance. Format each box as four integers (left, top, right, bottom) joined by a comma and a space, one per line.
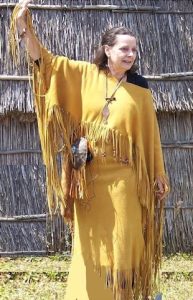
152, 94, 170, 196
154, 113, 166, 177
10, 4, 92, 214
141, 88, 169, 191
143, 89, 166, 178
33, 46, 55, 94
33, 45, 90, 96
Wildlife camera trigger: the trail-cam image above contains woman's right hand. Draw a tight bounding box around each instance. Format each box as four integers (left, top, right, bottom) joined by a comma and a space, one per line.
10, 0, 41, 61
16, 0, 31, 32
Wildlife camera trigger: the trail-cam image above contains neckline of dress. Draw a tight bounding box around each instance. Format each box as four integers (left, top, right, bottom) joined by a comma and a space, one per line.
103, 72, 131, 88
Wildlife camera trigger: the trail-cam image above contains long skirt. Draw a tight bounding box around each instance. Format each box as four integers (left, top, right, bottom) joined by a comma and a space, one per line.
65, 150, 145, 300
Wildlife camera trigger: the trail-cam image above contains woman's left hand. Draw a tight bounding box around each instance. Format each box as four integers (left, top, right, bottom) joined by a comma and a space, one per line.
155, 176, 169, 200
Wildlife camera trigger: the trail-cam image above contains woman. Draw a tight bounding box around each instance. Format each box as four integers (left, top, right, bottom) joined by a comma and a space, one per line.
10, 1, 169, 299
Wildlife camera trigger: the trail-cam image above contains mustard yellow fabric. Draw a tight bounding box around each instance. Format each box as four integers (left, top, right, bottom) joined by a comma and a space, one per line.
65, 156, 145, 300
33, 48, 168, 300
9, 8, 169, 299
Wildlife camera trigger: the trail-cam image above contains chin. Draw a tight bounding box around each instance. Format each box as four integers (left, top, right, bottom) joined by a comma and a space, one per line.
122, 64, 133, 72
123, 67, 131, 73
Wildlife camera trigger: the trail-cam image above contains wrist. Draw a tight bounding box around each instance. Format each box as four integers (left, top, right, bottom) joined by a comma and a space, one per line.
18, 27, 27, 39
17, 19, 27, 33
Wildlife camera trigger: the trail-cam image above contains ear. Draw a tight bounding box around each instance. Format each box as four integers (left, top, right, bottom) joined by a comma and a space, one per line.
104, 45, 111, 58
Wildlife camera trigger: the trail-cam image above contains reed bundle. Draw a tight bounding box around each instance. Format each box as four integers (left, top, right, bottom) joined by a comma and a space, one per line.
0, 0, 193, 254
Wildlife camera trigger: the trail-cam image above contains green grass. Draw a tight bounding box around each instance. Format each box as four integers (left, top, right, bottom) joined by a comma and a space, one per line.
0, 253, 192, 300
0, 254, 71, 273
0, 276, 67, 300
159, 253, 193, 300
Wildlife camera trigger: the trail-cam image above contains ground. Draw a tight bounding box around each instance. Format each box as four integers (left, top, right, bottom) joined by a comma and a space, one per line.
0, 253, 192, 300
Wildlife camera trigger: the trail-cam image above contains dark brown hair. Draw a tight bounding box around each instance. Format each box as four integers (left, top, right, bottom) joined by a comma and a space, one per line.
93, 27, 138, 74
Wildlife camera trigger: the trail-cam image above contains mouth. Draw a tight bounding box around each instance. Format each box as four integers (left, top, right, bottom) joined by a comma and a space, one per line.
122, 60, 133, 64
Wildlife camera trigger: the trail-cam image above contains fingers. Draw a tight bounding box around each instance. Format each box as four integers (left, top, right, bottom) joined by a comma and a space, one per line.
19, 0, 32, 8
157, 180, 164, 194
17, 6, 28, 17
18, 0, 31, 13
154, 176, 169, 201
156, 187, 167, 200
16, 0, 30, 26
155, 180, 166, 200
156, 192, 166, 201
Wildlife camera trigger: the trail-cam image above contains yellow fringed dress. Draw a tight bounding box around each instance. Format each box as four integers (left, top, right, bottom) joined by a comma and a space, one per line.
31, 48, 169, 300
9, 6, 169, 299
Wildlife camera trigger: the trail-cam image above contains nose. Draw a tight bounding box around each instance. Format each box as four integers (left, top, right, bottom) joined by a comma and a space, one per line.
127, 50, 135, 57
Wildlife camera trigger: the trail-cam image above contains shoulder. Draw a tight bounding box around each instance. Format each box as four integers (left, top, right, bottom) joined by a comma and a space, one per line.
51, 56, 93, 76
127, 72, 149, 89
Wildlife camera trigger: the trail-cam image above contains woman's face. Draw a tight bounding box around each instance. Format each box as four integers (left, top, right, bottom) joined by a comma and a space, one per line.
105, 34, 137, 74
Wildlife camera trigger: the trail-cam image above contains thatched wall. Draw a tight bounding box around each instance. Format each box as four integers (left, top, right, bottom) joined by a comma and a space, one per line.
0, 117, 40, 164
158, 112, 193, 253
1, 0, 193, 76
1, 79, 193, 115
0, 164, 46, 253
0, 117, 71, 255
0, 0, 193, 255
1, 0, 193, 112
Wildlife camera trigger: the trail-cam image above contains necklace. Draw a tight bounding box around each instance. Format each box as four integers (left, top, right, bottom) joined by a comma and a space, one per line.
102, 73, 126, 124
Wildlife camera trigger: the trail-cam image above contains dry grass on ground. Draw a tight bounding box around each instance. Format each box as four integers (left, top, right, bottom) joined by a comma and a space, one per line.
0, 253, 192, 300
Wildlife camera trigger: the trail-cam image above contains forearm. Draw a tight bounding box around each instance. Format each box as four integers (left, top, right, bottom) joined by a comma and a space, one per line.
14, 1, 41, 61
18, 20, 41, 61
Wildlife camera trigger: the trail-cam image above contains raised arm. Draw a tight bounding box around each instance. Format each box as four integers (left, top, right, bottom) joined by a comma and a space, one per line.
15, 0, 41, 61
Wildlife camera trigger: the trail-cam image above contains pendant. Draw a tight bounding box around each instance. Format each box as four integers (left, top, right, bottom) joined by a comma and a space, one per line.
102, 103, 110, 124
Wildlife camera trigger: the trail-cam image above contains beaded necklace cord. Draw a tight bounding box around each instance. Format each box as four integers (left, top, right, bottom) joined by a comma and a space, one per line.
102, 73, 126, 124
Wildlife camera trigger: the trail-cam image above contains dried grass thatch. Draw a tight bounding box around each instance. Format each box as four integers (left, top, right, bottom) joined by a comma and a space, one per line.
0, 116, 40, 164
0, 165, 46, 215
1, 0, 193, 112
158, 112, 193, 253
1, 79, 193, 114
0, 222, 46, 253
0, 162, 71, 254
0, 164, 46, 253
0, 0, 193, 255
0, 113, 192, 253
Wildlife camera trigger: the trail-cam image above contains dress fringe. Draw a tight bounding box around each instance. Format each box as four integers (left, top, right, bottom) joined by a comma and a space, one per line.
9, 7, 169, 298
38, 105, 168, 299
37, 105, 154, 211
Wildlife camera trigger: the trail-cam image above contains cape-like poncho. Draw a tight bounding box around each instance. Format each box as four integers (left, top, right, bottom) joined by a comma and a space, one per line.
10, 8, 169, 299
34, 49, 169, 300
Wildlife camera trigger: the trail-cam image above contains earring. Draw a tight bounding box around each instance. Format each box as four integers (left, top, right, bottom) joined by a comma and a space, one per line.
107, 57, 110, 70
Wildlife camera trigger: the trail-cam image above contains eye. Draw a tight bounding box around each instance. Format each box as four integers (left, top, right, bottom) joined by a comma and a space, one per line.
121, 47, 128, 51
120, 47, 137, 53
